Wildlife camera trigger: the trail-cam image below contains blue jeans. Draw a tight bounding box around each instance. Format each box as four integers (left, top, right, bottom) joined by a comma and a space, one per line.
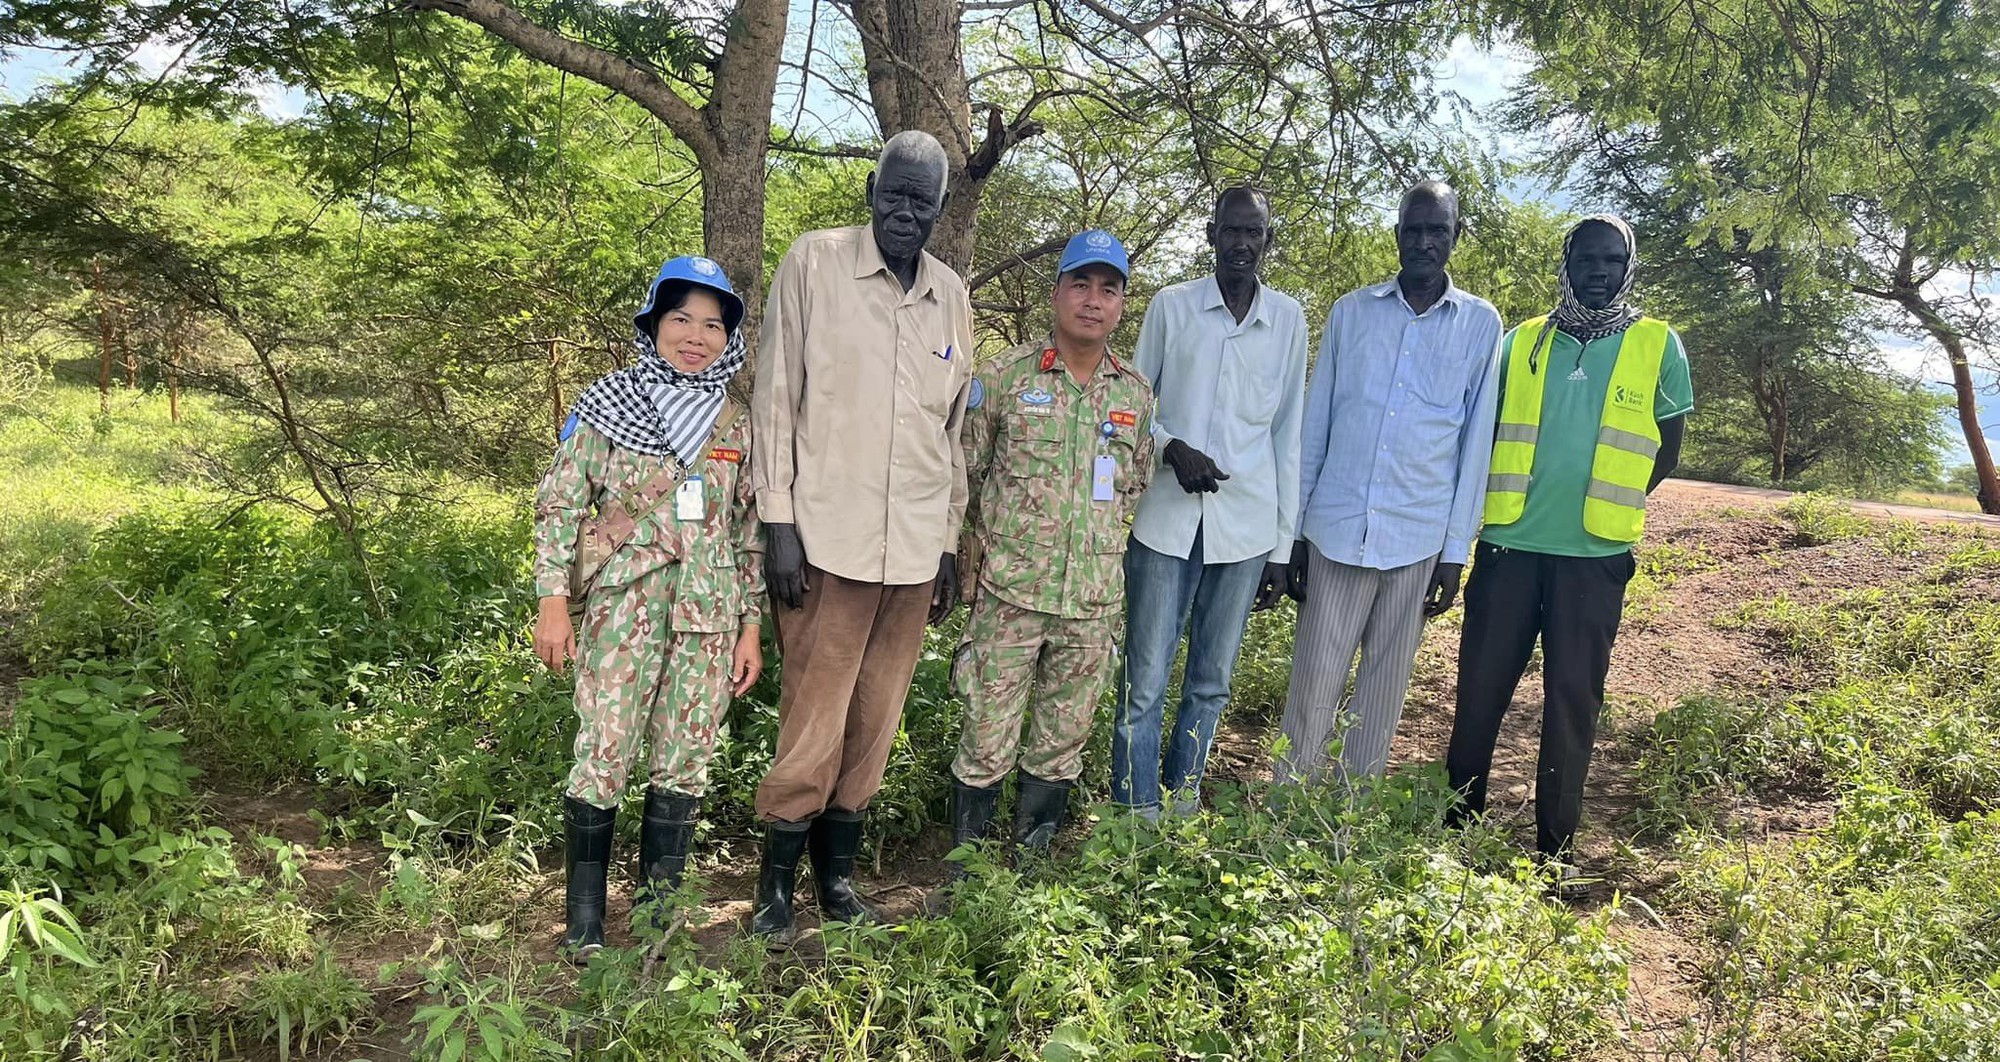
1112, 525, 1269, 815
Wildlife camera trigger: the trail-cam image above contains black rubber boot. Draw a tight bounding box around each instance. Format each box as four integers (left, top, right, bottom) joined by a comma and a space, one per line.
808, 809, 877, 924
562, 795, 616, 958
636, 788, 699, 929
1013, 771, 1073, 854
946, 780, 1003, 877
749, 820, 811, 945
923, 780, 1004, 918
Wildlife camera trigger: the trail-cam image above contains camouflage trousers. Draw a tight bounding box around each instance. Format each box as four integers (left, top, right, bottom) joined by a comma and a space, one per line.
951, 593, 1117, 788
567, 566, 736, 809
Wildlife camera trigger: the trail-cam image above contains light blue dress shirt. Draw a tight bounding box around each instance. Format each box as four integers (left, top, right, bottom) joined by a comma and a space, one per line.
1130, 275, 1310, 564
1297, 277, 1504, 570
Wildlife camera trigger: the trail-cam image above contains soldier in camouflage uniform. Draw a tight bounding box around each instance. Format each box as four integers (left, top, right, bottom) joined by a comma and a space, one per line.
948, 230, 1155, 869
531, 255, 764, 956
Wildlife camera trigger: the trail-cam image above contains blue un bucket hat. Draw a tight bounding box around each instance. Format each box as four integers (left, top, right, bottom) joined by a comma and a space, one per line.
634, 255, 746, 337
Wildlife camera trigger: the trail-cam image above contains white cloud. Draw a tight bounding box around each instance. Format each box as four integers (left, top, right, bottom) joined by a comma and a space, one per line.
1434, 35, 1533, 112
248, 80, 305, 121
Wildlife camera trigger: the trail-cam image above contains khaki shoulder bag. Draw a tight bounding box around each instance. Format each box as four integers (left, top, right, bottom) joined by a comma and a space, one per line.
566, 400, 744, 620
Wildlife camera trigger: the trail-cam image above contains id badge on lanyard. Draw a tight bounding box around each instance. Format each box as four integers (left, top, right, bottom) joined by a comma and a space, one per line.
675, 475, 705, 522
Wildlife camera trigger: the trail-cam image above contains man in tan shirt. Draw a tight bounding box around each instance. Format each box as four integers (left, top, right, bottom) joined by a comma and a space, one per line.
748, 130, 975, 944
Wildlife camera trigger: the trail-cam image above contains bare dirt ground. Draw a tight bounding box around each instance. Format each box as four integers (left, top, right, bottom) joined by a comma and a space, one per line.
193, 482, 1994, 1060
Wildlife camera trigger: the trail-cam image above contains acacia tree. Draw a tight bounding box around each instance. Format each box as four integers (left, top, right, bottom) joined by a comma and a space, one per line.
4, 0, 1488, 315
1503, 0, 2000, 511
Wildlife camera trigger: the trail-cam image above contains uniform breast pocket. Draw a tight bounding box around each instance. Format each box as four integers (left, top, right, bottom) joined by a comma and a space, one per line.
995, 419, 1067, 545
1004, 418, 1067, 479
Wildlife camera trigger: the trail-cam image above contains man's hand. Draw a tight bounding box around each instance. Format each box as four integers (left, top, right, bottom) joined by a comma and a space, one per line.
930, 552, 959, 625
766, 523, 808, 610
532, 596, 576, 673
1423, 562, 1465, 619
1163, 438, 1230, 494
1253, 561, 1292, 612
1285, 541, 1309, 604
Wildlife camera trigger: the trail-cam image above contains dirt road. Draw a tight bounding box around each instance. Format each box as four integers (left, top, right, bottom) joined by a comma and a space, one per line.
1661, 476, 2000, 528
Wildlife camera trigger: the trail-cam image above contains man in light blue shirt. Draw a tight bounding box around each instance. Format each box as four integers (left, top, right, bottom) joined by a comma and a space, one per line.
1113, 186, 1310, 818
1275, 181, 1503, 784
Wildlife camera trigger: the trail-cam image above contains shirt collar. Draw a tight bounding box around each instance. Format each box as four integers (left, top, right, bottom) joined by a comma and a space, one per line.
1200, 274, 1273, 328
1039, 343, 1121, 378
1370, 274, 1464, 315
852, 225, 938, 300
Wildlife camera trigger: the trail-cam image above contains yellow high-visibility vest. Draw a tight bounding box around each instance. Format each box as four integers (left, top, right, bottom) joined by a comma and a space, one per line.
1484, 316, 1669, 543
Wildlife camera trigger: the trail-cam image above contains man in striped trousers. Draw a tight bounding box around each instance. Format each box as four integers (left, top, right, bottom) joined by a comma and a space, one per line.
1275, 182, 1503, 784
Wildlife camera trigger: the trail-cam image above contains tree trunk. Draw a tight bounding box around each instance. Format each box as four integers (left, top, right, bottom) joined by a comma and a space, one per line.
406, 0, 785, 327
95, 259, 111, 415
1853, 240, 2000, 515
850, 0, 1033, 275
1920, 309, 2000, 514
547, 336, 563, 436
168, 322, 181, 423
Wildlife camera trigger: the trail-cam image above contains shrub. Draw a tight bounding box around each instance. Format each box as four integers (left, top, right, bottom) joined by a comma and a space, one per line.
0, 662, 196, 887
576, 773, 1629, 1061
1776, 494, 1869, 546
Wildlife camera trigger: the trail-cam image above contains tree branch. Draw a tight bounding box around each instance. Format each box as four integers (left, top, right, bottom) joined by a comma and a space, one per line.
968, 234, 1068, 292
400, 0, 717, 161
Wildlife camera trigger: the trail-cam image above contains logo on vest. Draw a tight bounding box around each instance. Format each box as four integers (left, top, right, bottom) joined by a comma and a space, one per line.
1612, 384, 1647, 412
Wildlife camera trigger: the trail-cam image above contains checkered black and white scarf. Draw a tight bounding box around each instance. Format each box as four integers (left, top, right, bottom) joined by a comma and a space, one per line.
570, 327, 747, 463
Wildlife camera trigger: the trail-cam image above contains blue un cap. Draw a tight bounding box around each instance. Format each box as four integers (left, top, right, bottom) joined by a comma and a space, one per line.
1056, 229, 1130, 283
634, 254, 746, 337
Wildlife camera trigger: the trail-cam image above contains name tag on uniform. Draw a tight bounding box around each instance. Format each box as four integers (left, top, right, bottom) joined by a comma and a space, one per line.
1092, 455, 1117, 502
708, 447, 743, 463
675, 476, 705, 522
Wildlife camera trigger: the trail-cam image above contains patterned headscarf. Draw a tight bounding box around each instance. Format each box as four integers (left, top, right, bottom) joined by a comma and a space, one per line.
1552, 214, 1642, 340
568, 289, 748, 463
1529, 214, 1643, 372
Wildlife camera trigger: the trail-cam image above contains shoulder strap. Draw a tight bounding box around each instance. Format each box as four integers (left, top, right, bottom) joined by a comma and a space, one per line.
589, 398, 745, 554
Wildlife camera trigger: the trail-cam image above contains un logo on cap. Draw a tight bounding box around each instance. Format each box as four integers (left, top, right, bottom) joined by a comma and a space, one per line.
692, 257, 719, 276
1086, 231, 1112, 250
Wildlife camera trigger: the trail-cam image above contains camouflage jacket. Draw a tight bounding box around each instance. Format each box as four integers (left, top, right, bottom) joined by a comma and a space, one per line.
533, 414, 764, 633
963, 340, 1157, 619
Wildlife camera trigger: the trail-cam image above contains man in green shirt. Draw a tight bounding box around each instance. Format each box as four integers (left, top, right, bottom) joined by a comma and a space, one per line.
1445, 215, 1692, 885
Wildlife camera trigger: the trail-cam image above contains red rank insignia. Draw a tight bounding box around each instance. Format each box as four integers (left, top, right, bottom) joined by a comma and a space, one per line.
1040, 348, 1060, 372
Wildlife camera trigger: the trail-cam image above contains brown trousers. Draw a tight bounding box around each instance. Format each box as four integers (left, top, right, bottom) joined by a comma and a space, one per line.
753, 564, 933, 822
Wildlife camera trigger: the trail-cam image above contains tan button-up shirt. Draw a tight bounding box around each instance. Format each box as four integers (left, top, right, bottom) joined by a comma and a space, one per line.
752, 226, 976, 586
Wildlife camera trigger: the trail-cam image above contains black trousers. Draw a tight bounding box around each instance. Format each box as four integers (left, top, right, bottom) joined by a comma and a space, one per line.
1445, 542, 1635, 858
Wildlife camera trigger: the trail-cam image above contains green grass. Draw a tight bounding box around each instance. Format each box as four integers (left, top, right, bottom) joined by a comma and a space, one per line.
1630, 585, 2000, 1059
1884, 489, 1985, 514
9, 376, 2000, 1060
0, 382, 230, 616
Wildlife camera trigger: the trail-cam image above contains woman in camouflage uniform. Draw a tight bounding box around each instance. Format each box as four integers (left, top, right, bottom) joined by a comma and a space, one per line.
531, 255, 764, 955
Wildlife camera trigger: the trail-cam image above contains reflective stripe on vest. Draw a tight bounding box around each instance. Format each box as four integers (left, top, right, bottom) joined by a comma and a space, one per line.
1482, 316, 1670, 543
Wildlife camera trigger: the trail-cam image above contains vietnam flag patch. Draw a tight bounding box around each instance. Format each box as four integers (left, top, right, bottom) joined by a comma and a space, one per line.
1108, 410, 1139, 428
708, 447, 744, 463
